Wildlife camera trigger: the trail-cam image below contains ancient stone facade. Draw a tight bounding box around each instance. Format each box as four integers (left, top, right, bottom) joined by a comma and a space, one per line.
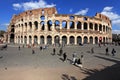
7, 7, 112, 45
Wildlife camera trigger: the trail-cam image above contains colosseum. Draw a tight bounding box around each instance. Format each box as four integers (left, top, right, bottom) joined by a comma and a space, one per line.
7, 7, 112, 46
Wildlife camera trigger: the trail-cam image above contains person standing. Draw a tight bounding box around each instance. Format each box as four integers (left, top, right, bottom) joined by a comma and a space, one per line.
91, 47, 94, 54
53, 48, 56, 55
59, 48, 63, 56
32, 49, 35, 54
106, 47, 109, 55
63, 52, 67, 62
18, 45, 20, 51
72, 52, 77, 64
77, 58, 83, 68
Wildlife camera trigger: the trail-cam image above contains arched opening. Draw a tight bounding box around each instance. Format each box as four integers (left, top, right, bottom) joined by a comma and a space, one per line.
95, 37, 98, 44
47, 35, 52, 45
34, 21, 38, 30
40, 36, 44, 44
70, 21, 74, 29
103, 37, 105, 43
40, 21, 45, 30
25, 23, 27, 32
21, 36, 23, 44
84, 22, 87, 30
70, 36, 74, 44
62, 21, 67, 29
103, 25, 105, 32
18, 36, 20, 44
10, 34, 14, 43
29, 22, 32, 30
54, 35, 60, 44
34, 36, 38, 44
89, 36, 93, 44
84, 36, 88, 44
77, 36, 82, 44
99, 24, 102, 31
95, 23, 98, 31
62, 36, 67, 45
47, 20, 52, 31
40, 16, 45, 20
55, 20, 60, 29
29, 36, 32, 44
89, 23, 93, 30
24, 36, 27, 44
11, 28, 14, 32
77, 21, 81, 29
69, 16, 74, 20
106, 37, 108, 43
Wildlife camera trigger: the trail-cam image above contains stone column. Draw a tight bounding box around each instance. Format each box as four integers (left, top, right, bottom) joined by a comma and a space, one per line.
60, 21, 62, 29
75, 36, 77, 45
93, 37, 95, 44
67, 21, 70, 29
38, 35, 40, 44
74, 21, 77, 30
81, 22, 84, 30
81, 36, 84, 44
32, 36, 34, 44
52, 20, 55, 31
60, 36, 62, 45
52, 36, 54, 45
67, 36, 69, 45
87, 22, 89, 30
27, 35, 29, 44
44, 36, 47, 45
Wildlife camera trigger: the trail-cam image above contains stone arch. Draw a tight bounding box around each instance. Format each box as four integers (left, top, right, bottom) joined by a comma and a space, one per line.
21, 36, 23, 43
54, 35, 60, 44
55, 20, 60, 29
95, 37, 98, 44
10, 34, 14, 43
89, 23, 93, 30
77, 36, 82, 44
29, 22, 32, 29
70, 21, 75, 29
106, 37, 108, 43
34, 35, 38, 44
18, 36, 20, 44
24, 36, 27, 44
77, 21, 81, 29
103, 37, 105, 43
89, 36, 93, 44
62, 36, 67, 45
62, 20, 67, 29
40, 35, 44, 44
25, 23, 27, 31
29, 36, 32, 44
99, 24, 102, 31
95, 23, 98, 31
47, 35, 52, 45
47, 20, 52, 31
84, 22, 88, 30
84, 36, 88, 44
34, 21, 38, 30
40, 15, 45, 20
40, 21, 45, 30
69, 36, 75, 44
103, 25, 105, 32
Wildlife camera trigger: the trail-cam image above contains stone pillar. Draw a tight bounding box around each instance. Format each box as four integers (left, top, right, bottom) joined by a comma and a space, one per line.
45, 20, 48, 31
38, 35, 40, 44
93, 37, 95, 44
75, 36, 77, 45
52, 36, 54, 45
81, 36, 84, 44
8, 35, 10, 43
32, 36, 34, 44
87, 22, 89, 30
27, 36, 29, 44
81, 22, 84, 30
60, 21, 62, 29
88, 36, 90, 44
44, 36, 47, 45
74, 21, 77, 30
67, 21, 70, 29
52, 20, 55, 31
67, 36, 69, 45
38, 23, 41, 31
60, 36, 62, 45
93, 23, 95, 31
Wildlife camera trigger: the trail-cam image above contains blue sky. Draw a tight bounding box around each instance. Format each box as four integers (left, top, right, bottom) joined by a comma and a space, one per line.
0, 0, 120, 34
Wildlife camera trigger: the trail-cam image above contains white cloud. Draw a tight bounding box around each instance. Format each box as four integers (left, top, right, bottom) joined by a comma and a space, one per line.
112, 30, 120, 34
0, 23, 9, 27
74, 8, 89, 15
13, 0, 56, 11
69, 9, 73, 13
101, 6, 120, 31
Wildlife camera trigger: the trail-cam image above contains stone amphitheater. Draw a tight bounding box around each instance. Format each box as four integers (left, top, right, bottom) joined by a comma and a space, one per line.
7, 7, 112, 45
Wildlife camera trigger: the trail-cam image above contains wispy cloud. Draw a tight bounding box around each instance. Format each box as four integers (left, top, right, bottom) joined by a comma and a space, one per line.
112, 30, 120, 34
74, 8, 89, 15
101, 6, 120, 31
13, 0, 56, 11
69, 8, 73, 13
0, 23, 9, 27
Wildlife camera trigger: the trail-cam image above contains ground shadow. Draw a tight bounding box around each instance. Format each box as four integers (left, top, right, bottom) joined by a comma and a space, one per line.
61, 74, 77, 80
81, 55, 120, 80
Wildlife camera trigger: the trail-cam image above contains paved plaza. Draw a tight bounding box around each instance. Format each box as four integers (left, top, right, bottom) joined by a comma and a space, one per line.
0, 44, 120, 80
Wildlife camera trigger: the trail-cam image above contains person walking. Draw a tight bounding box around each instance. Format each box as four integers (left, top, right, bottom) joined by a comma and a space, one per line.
106, 47, 109, 55
111, 48, 116, 56
18, 45, 20, 51
63, 52, 67, 62
77, 58, 83, 68
91, 47, 94, 54
59, 48, 63, 56
72, 52, 77, 64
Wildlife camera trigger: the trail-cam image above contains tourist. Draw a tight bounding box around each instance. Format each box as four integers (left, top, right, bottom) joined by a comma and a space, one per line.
105, 47, 109, 55
72, 52, 77, 64
77, 58, 83, 68
53, 48, 56, 55
63, 52, 67, 62
111, 48, 116, 56
18, 45, 20, 50
59, 47, 63, 56
32, 49, 35, 54
91, 47, 94, 54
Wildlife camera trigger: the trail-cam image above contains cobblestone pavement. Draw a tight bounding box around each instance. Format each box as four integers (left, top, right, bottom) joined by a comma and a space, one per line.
0, 44, 120, 80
